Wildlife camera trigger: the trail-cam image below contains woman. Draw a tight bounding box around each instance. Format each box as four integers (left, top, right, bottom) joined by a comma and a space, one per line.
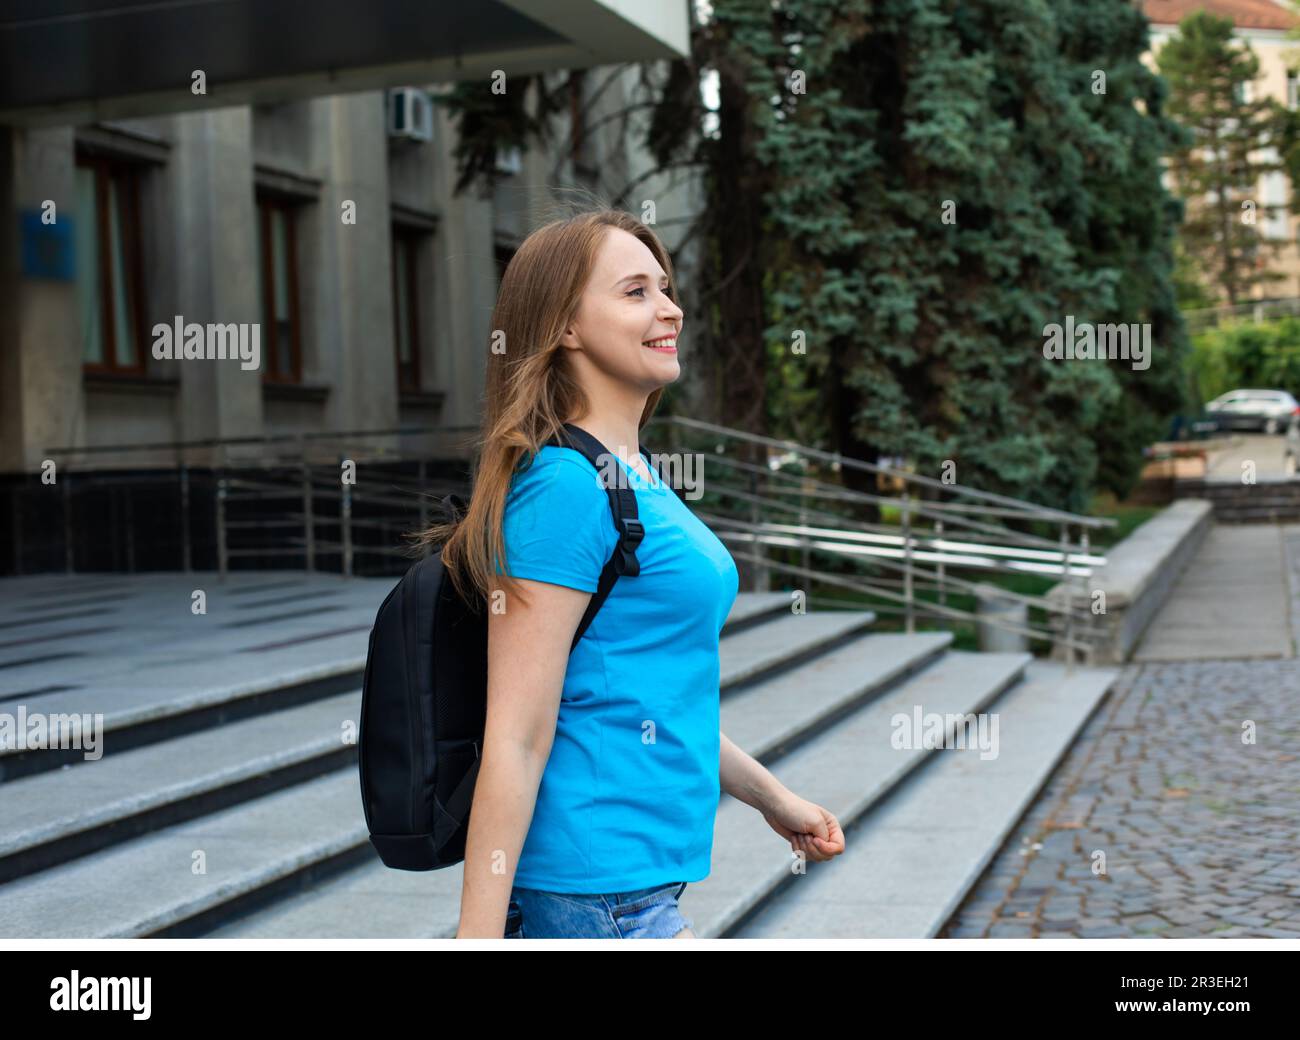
423, 208, 844, 939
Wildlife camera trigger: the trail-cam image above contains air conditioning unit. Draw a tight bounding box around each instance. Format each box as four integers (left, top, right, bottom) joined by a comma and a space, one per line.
495, 145, 522, 176
387, 88, 433, 143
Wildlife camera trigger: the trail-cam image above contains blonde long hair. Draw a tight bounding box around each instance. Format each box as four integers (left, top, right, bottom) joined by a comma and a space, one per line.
409, 208, 676, 611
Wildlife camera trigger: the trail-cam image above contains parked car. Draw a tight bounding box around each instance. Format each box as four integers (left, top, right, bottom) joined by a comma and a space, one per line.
1204, 389, 1300, 435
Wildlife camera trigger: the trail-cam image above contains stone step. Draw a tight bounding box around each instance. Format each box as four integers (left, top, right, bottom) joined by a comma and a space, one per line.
0, 769, 369, 937
1195, 490, 1300, 498
1224, 509, 1300, 514
1214, 510, 1300, 523
718, 610, 877, 692
731, 659, 1118, 938
1176, 477, 1299, 488
715, 631, 952, 760
719, 591, 793, 633
0, 653, 367, 784
1199, 497, 1300, 506
1199, 502, 1300, 510
0, 593, 822, 882
1178, 485, 1300, 494
0, 587, 793, 782
0, 691, 362, 882
0, 608, 884, 934
0, 573, 390, 704
0, 572, 390, 782
203, 636, 986, 940
687, 649, 1033, 937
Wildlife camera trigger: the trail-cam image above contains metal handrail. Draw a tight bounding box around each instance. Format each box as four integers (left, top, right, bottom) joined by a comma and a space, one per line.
708, 516, 1102, 582
1181, 294, 1300, 333
44, 424, 479, 459
642, 416, 1113, 670
692, 455, 1103, 554
648, 415, 1117, 529
712, 517, 1101, 617
726, 550, 1101, 655
31, 418, 1117, 669
213, 454, 457, 578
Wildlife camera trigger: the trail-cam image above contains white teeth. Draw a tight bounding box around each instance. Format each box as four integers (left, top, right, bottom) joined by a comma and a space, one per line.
643, 338, 676, 348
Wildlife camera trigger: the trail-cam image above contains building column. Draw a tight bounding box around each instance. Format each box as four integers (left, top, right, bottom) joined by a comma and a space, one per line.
432, 103, 494, 432
318, 91, 398, 439
0, 125, 81, 475
169, 107, 263, 455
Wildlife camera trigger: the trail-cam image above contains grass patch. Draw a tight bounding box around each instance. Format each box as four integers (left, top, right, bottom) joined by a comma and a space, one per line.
1084, 491, 1160, 549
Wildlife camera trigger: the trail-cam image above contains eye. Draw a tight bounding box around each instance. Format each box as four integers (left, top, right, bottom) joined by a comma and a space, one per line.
627, 285, 674, 299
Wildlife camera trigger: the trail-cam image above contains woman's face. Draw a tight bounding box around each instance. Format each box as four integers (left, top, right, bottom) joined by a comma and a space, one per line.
559, 227, 685, 391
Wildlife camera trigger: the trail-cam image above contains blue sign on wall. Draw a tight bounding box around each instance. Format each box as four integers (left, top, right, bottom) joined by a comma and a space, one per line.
21, 209, 75, 281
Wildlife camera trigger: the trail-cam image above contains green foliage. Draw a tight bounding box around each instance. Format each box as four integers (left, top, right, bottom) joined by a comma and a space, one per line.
435, 0, 1192, 513
432, 76, 569, 196
1172, 238, 1218, 311
1190, 317, 1300, 402
1156, 10, 1289, 305
1086, 500, 1159, 550
744, 0, 1190, 511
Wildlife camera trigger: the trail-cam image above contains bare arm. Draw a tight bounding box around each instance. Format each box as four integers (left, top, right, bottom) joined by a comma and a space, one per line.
720, 730, 847, 863
719, 730, 790, 814
455, 577, 591, 938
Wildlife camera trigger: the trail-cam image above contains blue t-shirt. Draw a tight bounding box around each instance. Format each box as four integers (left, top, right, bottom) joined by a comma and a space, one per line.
496, 443, 739, 893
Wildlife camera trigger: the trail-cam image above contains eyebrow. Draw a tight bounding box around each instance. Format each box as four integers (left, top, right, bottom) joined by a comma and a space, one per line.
614, 272, 670, 288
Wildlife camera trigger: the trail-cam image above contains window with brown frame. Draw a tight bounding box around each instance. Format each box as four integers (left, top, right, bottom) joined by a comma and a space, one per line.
255, 193, 303, 383
76, 153, 148, 373
391, 226, 423, 392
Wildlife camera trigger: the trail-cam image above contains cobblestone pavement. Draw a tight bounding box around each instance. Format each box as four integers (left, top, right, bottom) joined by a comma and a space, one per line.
940, 657, 1300, 938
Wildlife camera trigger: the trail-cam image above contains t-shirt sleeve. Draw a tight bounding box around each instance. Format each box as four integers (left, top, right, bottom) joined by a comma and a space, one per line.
497, 457, 613, 593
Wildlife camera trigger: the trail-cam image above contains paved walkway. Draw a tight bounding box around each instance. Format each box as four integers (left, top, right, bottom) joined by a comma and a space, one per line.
942, 520, 1300, 938
1204, 433, 1288, 481
1132, 524, 1292, 661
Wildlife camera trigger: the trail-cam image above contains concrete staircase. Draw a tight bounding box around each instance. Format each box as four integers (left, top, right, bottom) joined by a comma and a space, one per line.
0, 588, 1117, 939
1175, 477, 1300, 523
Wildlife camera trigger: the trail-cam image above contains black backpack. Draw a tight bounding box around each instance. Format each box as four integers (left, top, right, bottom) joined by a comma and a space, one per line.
358, 423, 654, 870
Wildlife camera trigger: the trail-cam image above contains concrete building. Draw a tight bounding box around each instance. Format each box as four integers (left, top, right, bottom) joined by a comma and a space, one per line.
0, 2, 698, 574
1142, 0, 1300, 301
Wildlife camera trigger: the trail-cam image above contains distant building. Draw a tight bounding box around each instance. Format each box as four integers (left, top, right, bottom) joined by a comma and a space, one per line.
0, 3, 698, 574
1142, 0, 1300, 301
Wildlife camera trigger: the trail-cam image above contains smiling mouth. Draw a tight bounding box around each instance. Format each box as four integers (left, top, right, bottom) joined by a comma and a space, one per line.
643, 336, 677, 349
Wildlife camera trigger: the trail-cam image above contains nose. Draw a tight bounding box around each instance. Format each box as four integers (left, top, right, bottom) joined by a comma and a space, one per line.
659, 287, 683, 323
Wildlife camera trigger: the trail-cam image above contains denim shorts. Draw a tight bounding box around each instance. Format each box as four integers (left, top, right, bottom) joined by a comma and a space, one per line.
504, 881, 694, 939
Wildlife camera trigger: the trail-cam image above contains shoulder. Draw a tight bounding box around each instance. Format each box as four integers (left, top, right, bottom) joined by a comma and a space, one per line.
504, 447, 611, 527
508, 446, 603, 498
499, 446, 616, 588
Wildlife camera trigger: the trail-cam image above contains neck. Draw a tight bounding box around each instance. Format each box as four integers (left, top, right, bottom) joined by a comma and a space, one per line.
564, 401, 646, 462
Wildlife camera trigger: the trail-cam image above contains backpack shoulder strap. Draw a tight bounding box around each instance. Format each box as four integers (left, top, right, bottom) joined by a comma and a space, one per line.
544, 422, 645, 652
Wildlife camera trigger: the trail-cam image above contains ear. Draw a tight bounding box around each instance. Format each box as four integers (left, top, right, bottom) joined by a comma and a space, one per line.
557, 325, 581, 351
